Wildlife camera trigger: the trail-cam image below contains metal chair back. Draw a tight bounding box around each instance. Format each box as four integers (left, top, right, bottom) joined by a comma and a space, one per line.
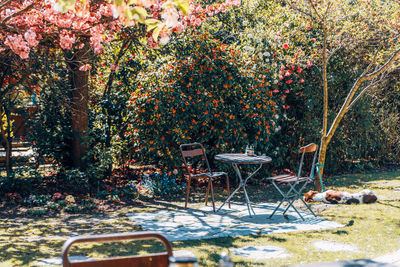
62, 232, 172, 267
297, 143, 319, 184
180, 142, 212, 176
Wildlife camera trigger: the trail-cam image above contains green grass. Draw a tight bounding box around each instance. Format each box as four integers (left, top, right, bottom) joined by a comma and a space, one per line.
1, 170, 400, 266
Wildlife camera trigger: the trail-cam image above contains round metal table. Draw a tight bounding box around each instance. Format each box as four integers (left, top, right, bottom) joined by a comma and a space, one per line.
215, 153, 272, 217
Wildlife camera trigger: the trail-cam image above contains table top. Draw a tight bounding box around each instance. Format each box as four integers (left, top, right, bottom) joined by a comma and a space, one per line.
215, 153, 272, 164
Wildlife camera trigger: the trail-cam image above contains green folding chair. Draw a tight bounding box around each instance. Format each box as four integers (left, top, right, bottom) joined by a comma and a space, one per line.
267, 143, 318, 220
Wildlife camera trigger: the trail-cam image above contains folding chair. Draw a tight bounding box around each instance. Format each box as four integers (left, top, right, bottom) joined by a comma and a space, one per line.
267, 143, 318, 220
180, 143, 230, 212
62, 232, 173, 267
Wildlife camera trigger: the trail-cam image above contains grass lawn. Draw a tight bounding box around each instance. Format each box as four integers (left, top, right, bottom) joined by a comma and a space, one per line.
0, 170, 399, 266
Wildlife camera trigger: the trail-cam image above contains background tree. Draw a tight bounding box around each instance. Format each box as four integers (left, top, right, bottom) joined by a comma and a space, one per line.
0, 0, 239, 170
284, 0, 400, 190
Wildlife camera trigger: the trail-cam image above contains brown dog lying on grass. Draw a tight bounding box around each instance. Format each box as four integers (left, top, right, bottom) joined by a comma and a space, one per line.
304, 189, 377, 204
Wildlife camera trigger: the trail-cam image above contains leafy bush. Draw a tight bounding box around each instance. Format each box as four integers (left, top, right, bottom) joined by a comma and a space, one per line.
45, 201, 60, 211
127, 31, 299, 169
57, 168, 89, 193
122, 181, 140, 200
0, 168, 42, 196
81, 196, 98, 211
141, 173, 185, 197
27, 207, 47, 217
26, 194, 52, 206
64, 204, 80, 213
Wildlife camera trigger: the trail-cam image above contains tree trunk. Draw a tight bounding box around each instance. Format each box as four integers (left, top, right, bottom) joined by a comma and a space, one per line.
66, 47, 90, 169
314, 137, 328, 191
5, 137, 11, 175
0, 104, 12, 175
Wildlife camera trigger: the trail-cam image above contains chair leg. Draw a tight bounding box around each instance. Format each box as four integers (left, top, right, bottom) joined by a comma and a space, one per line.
185, 176, 192, 210
205, 180, 211, 206
299, 197, 317, 217
226, 175, 231, 208
269, 200, 284, 219
210, 179, 216, 212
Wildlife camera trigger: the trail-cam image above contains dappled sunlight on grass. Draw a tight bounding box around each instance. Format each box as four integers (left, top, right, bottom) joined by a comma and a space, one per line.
0, 170, 399, 266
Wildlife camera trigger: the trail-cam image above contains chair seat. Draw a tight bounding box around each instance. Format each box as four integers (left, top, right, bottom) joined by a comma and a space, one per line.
191, 172, 227, 179
267, 174, 310, 184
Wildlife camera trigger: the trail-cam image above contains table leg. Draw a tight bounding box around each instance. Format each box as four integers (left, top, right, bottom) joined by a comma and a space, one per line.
217, 163, 263, 217
217, 183, 243, 212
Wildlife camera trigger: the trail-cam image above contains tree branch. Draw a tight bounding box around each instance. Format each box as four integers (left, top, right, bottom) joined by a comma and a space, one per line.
307, 0, 323, 22
362, 48, 400, 81
0, 0, 12, 10
325, 48, 400, 144
346, 72, 387, 112
285, 0, 315, 20
0, 3, 34, 26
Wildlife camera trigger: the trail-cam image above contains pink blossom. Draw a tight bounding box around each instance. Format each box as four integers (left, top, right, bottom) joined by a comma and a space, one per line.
172, 22, 185, 34
306, 61, 313, 68
161, 7, 179, 28
59, 30, 76, 50
24, 30, 39, 47
284, 70, 291, 76
286, 79, 293, 84
79, 64, 92, 71
4, 35, 30, 59
147, 36, 159, 49
300, 78, 305, 83
110, 64, 119, 71
99, 4, 113, 17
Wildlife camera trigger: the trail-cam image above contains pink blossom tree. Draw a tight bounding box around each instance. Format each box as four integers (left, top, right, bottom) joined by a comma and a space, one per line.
0, 0, 239, 169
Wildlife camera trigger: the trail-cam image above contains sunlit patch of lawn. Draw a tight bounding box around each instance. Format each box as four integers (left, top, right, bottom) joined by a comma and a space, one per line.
0, 170, 399, 266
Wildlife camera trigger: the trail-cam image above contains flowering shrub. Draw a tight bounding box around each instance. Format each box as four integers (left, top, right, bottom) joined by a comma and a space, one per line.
64, 204, 80, 213
127, 31, 303, 168
51, 193, 64, 202
65, 195, 76, 204
141, 173, 185, 197
26, 195, 52, 206
81, 195, 98, 211
4, 193, 22, 205
27, 207, 47, 217
122, 182, 140, 200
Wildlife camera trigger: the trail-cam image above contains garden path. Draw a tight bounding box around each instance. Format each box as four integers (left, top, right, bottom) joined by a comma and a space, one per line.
127, 202, 343, 241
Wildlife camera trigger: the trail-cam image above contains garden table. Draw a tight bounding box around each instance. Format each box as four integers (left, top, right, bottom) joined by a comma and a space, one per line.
215, 153, 272, 217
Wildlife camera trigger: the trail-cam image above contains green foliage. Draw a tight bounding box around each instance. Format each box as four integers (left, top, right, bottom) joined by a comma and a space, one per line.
141, 173, 185, 197
57, 168, 89, 193
64, 203, 80, 213
0, 167, 41, 196
26, 194, 52, 206
127, 31, 297, 169
80, 196, 98, 211
45, 201, 60, 211
26, 207, 47, 217
26, 57, 73, 167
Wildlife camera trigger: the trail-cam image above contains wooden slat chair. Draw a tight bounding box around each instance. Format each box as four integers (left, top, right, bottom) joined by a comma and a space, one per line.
180, 143, 230, 212
62, 232, 173, 267
267, 143, 319, 220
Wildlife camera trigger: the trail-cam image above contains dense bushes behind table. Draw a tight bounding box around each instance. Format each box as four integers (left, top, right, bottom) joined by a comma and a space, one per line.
125, 31, 302, 170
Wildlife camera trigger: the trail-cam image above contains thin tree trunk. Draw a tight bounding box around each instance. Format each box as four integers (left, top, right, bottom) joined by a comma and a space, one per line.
66, 47, 90, 169
315, 25, 329, 191
0, 103, 12, 175
315, 137, 328, 191
5, 136, 11, 175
